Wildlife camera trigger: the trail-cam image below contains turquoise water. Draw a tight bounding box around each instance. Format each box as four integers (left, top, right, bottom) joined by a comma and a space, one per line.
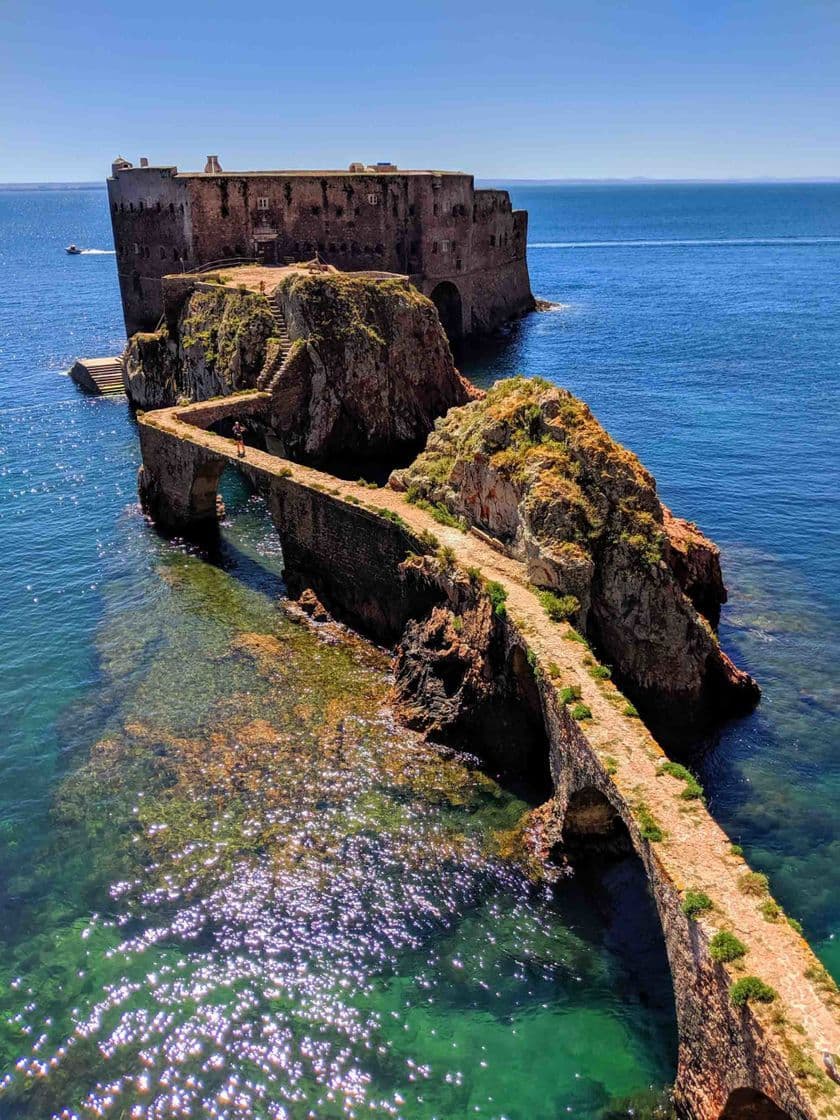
0, 182, 837, 1118
465, 182, 840, 976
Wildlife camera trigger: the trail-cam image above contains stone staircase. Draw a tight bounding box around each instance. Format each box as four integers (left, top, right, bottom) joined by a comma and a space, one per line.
257, 294, 294, 392
68, 356, 125, 396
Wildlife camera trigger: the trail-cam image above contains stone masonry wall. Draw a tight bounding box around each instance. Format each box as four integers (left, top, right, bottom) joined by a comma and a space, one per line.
108, 164, 534, 338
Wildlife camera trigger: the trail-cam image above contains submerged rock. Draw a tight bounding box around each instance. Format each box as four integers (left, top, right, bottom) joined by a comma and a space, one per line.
391, 377, 759, 736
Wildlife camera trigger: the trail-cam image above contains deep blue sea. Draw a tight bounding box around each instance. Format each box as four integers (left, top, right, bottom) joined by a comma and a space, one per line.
0, 182, 837, 1119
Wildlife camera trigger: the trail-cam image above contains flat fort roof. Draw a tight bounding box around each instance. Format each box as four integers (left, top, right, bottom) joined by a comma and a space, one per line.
113, 166, 469, 178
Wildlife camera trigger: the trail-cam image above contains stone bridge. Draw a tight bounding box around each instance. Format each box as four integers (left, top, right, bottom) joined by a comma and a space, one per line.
137, 392, 840, 1120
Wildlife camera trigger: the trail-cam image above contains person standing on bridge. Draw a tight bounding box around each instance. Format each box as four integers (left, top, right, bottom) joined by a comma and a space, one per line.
232, 420, 246, 459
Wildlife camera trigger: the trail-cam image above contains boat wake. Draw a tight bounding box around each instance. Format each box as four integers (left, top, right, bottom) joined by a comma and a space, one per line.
528, 236, 840, 249
79, 248, 115, 254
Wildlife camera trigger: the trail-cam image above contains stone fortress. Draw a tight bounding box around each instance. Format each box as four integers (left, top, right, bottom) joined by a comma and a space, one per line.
107, 154, 535, 339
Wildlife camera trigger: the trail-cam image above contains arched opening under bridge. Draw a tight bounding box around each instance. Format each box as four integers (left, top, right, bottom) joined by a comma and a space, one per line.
555, 784, 678, 1070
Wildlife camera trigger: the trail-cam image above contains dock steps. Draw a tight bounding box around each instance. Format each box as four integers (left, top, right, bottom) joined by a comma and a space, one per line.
69, 356, 126, 396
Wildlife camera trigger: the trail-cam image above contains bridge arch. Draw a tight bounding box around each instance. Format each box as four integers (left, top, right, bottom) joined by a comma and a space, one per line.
719, 1088, 792, 1120
429, 281, 463, 340
188, 457, 226, 522
561, 785, 633, 859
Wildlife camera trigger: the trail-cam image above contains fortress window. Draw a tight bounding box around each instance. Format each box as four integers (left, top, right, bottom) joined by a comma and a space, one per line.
173, 248, 179, 259
441, 239, 451, 253
456, 258, 462, 271
169, 202, 175, 214
432, 241, 439, 253
408, 204, 416, 217
335, 205, 344, 218
129, 202, 134, 212
355, 206, 360, 217
257, 197, 270, 210
410, 240, 418, 254
490, 234, 496, 247
134, 242, 140, 254
159, 246, 167, 259
139, 200, 144, 211
367, 193, 379, 205
433, 203, 439, 216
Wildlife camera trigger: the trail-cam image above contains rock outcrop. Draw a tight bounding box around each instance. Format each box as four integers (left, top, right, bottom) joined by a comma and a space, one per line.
123, 286, 275, 409
390, 377, 759, 736
393, 557, 552, 791
124, 270, 476, 466
265, 272, 478, 464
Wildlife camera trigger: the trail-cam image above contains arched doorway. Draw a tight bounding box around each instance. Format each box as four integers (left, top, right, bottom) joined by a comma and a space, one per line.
555, 783, 679, 1074
430, 281, 463, 340
562, 786, 633, 859
720, 1089, 792, 1120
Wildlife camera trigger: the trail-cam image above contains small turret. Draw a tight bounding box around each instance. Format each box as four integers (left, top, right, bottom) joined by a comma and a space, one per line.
204, 155, 223, 174
111, 155, 132, 175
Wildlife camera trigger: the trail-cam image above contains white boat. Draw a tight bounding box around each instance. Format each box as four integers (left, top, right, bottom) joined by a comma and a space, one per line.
65, 244, 81, 255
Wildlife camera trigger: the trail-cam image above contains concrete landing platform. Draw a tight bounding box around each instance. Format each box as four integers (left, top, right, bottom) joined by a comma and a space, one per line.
69, 356, 125, 396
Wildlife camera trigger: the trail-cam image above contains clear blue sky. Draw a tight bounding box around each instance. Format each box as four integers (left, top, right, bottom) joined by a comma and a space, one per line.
2, 0, 838, 182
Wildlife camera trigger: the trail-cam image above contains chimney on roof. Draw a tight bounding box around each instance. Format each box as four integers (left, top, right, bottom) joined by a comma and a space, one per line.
139, 157, 149, 167
204, 155, 222, 174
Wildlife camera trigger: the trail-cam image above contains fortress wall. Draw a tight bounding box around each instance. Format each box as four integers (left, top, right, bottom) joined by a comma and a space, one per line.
108, 165, 534, 338
107, 167, 193, 334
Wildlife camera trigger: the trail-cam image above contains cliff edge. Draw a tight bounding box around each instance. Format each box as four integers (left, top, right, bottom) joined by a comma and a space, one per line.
124, 269, 476, 465
265, 272, 478, 463
390, 376, 759, 736
124, 285, 275, 410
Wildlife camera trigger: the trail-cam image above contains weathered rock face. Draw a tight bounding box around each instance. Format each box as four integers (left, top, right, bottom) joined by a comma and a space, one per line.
123, 286, 274, 409
393, 558, 552, 792
391, 377, 759, 736
266, 273, 478, 464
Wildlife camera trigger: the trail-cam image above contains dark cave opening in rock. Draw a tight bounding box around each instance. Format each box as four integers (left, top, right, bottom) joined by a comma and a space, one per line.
430, 280, 463, 341
719, 1089, 793, 1120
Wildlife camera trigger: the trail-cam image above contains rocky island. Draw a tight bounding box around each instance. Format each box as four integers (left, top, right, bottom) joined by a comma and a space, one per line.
121, 246, 839, 1120
391, 377, 759, 738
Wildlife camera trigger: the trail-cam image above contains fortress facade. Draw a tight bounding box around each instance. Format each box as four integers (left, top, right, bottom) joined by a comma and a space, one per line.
107, 156, 534, 339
